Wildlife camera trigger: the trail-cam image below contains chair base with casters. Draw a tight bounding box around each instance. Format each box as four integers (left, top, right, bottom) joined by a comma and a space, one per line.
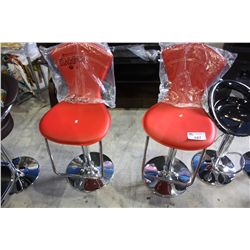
191, 134, 244, 186
241, 151, 250, 177
40, 102, 114, 192
142, 103, 215, 198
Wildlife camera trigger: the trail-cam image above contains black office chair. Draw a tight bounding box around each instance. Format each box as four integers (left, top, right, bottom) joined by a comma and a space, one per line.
192, 80, 250, 185
1, 73, 40, 205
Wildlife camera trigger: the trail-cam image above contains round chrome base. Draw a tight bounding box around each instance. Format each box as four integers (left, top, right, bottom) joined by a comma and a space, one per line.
66, 152, 114, 192
191, 150, 236, 186
10, 156, 40, 193
143, 156, 191, 197
242, 151, 250, 177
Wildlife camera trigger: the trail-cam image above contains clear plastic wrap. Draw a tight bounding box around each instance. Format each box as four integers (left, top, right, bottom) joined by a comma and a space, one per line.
40, 43, 116, 108
127, 44, 159, 62
158, 43, 237, 107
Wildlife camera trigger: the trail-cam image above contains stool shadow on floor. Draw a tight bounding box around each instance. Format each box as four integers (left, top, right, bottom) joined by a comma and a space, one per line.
32, 175, 67, 198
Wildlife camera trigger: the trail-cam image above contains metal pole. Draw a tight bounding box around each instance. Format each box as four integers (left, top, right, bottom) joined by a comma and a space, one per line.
214, 134, 234, 168
164, 148, 177, 172
45, 138, 59, 175
2, 146, 18, 172
44, 138, 82, 177
188, 148, 206, 186
81, 146, 92, 166
141, 136, 150, 177
80, 145, 99, 178
1, 147, 16, 203
99, 141, 104, 177
148, 148, 207, 188
1, 105, 12, 122
1, 145, 24, 191
165, 148, 206, 187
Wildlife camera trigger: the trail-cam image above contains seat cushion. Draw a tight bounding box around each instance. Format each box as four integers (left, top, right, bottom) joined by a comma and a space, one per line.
143, 103, 217, 150
39, 102, 111, 146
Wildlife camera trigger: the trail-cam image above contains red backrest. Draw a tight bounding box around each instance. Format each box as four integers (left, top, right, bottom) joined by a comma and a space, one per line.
50, 43, 113, 100
162, 43, 227, 106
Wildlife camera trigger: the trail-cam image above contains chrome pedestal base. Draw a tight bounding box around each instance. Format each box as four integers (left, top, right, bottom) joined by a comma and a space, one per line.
11, 156, 40, 193
191, 150, 237, 185
242, 152, 250, 177
143, 156, 191, 197
1, 156, 40, 195
66, 152, 114, 192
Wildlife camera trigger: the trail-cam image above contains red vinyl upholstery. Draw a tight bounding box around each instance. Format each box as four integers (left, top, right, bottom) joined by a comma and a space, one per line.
39, 43, 112, 146
40, 102, 110, 146
50, 43, 113, 100
143, 44, 227, 150
162, 43, 227, 106
143, 103, 216, 150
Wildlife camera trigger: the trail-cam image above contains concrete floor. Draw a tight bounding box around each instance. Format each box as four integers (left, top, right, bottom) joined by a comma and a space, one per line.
2, 93, 250, 208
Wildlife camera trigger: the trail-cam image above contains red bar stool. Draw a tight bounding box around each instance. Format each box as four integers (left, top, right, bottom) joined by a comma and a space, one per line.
142, 43, 236, 197
39, 43, 115, 192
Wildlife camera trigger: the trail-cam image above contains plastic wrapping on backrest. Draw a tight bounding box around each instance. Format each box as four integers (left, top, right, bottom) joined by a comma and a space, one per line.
158, 43, 237, 107
40, 43, 116, 108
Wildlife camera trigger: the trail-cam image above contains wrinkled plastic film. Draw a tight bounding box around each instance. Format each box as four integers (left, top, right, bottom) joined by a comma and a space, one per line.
127, 44, 159, 62
40, 43, 116, 108
158, 43, 237, 107
110, 44, 159, 62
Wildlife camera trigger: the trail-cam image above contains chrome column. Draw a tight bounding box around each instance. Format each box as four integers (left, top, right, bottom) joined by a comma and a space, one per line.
214, 134, 234, 168
163, 148, 177, 173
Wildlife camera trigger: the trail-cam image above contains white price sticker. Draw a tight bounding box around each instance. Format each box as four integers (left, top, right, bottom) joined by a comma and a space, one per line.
187, 132, 206, 141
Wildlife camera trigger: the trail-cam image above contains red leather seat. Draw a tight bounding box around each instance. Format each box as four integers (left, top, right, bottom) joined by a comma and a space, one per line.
143, 43, 227, 151
39, 43, 113, 146
39, 101, 111, 146
143, 103, 216, 150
